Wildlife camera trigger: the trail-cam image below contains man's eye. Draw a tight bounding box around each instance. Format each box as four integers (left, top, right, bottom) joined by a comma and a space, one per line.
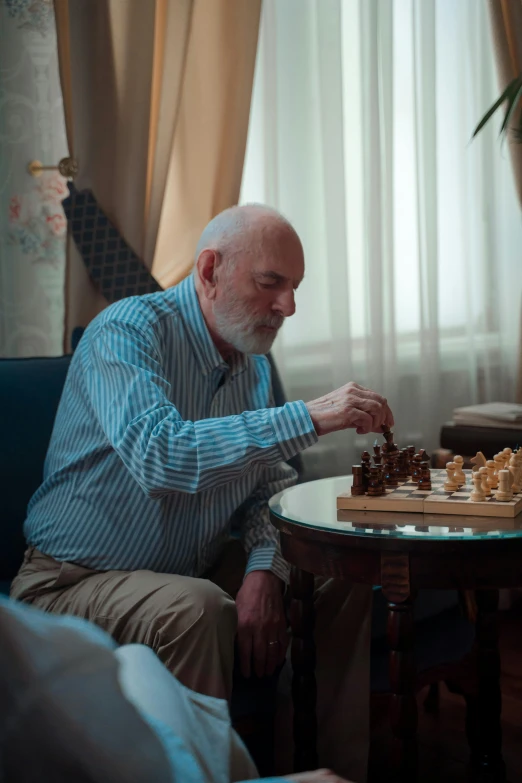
260, 282, 276, 289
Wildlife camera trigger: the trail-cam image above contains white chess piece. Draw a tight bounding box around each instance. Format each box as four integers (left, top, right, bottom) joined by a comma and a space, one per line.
502, 447, 512, 469
444, 462, 459, 492
495, 469, 514, 502
511, 451, 522, 479
453, 455, 466, 486
479, 466, 491, 496
470, 451, 487, 473
470, 472, 486, 502
510, 450, 522, 471
486, 459, 498, 490
509, 462, 522, 494
493, 453, 504, 481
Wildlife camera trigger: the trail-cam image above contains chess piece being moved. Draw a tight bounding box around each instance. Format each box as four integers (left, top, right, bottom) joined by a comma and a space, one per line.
486, 459, 498, 490
479, 466, 491, 496
382, 429, 398, 453
470, 472, 486, 502
496, 469, 514, 502
453, 455, 466, 486
444, 462, 459, 492
351, 465, 365, 496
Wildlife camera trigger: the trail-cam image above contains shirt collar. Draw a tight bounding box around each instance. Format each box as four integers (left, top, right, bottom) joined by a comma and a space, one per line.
171, 275, 248, 378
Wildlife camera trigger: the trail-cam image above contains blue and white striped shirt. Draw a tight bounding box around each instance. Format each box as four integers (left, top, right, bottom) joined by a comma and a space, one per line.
24, 275, 317, 582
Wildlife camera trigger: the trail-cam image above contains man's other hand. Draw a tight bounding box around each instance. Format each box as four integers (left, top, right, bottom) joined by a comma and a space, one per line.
235, 570, 288, 678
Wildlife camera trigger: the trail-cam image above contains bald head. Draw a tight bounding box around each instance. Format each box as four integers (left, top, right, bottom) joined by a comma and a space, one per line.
194, 204, 304, 358
194, 204, 300, 270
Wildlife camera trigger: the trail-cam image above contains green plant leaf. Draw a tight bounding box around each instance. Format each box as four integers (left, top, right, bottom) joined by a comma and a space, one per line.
472, 76, 521, 139
500, 79, 522, 136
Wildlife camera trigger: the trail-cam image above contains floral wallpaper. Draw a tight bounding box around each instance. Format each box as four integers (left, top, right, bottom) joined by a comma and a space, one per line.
0, 0, 67, 357
8, 173, 67, 264
5, 0, 54, 35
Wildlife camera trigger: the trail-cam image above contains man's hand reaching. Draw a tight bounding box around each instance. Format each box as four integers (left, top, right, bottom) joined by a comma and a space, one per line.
235, 570, 288, 678
305, 381, 394, 437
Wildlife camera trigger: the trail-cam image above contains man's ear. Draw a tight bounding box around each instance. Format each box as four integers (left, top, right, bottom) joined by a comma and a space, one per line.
195, 249, 220, 300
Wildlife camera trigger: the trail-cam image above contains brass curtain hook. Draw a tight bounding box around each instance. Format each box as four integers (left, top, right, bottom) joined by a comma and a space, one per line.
27, 156, 79, 179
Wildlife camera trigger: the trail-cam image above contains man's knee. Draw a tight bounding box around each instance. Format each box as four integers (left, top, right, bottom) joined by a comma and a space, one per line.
163, 578, 238, 641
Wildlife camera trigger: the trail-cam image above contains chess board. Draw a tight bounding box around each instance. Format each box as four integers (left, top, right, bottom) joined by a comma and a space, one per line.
337, 469, 522, 518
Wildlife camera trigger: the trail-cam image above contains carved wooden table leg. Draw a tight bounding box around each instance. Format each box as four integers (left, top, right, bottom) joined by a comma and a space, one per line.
473, 589, 506, 782
387, 598, 418, 781
382, 552, 417, 782
289, 566, 317, 772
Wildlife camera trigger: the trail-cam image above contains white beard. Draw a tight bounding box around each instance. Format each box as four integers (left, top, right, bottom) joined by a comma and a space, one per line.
213, 291, 283, 355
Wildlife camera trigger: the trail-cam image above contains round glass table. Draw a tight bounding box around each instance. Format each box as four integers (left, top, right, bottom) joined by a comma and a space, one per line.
269, 475, 522, 782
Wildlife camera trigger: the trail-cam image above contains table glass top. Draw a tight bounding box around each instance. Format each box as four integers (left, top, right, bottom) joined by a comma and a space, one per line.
269, 476, 522, 541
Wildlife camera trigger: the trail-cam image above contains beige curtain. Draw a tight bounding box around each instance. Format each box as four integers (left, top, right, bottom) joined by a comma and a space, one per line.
488, 1, 522, 400
488, 0, 522, 207
54, 0, 261, 344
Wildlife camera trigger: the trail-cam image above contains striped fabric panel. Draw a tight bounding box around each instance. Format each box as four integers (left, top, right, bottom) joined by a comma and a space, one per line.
25, 275, 317, 582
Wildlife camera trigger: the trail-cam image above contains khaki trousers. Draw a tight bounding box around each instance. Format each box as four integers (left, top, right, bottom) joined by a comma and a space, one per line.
11, 544, 372, 781
10, 546, 238, 701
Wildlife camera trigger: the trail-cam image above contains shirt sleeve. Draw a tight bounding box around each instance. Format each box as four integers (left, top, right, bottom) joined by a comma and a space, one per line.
84, 320, 318, 497
239, 461, 298, 583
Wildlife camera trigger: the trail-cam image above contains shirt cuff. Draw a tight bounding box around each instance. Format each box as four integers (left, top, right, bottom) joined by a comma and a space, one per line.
245, 544, 290, 584
267, 400, 318, 462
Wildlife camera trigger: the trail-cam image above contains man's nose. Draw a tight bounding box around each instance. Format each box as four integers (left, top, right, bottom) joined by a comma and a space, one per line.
274, 290, 296, 317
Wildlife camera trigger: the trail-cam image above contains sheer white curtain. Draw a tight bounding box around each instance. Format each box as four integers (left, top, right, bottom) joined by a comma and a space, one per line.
241, 0, 522, 479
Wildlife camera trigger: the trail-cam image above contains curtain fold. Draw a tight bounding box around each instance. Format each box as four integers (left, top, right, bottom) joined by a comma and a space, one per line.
488, 0, 522, 206
241, 0, 522, 479
487, 0, 522, 401
53, 0, 261, 344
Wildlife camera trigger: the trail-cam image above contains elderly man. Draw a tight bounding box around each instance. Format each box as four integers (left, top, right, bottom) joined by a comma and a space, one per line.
11, 204, 393, 781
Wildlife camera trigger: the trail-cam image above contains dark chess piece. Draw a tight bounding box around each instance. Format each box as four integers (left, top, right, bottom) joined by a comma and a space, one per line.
411, 453, 423, 483
400, 448, 411, 479
368, 465, 386, 496
382, 429, 399, 453
361, 451, 371, 490
384, 455, 399, 487
393, 452, 403, 483
418, 462, 432, 491
351, 465, 366, 496
373, 444, 382, 465
379, 465, 386, 495
418, 448, 430, 464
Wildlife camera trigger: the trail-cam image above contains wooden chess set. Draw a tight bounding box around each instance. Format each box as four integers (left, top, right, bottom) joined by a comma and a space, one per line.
337, 430, 522, 518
